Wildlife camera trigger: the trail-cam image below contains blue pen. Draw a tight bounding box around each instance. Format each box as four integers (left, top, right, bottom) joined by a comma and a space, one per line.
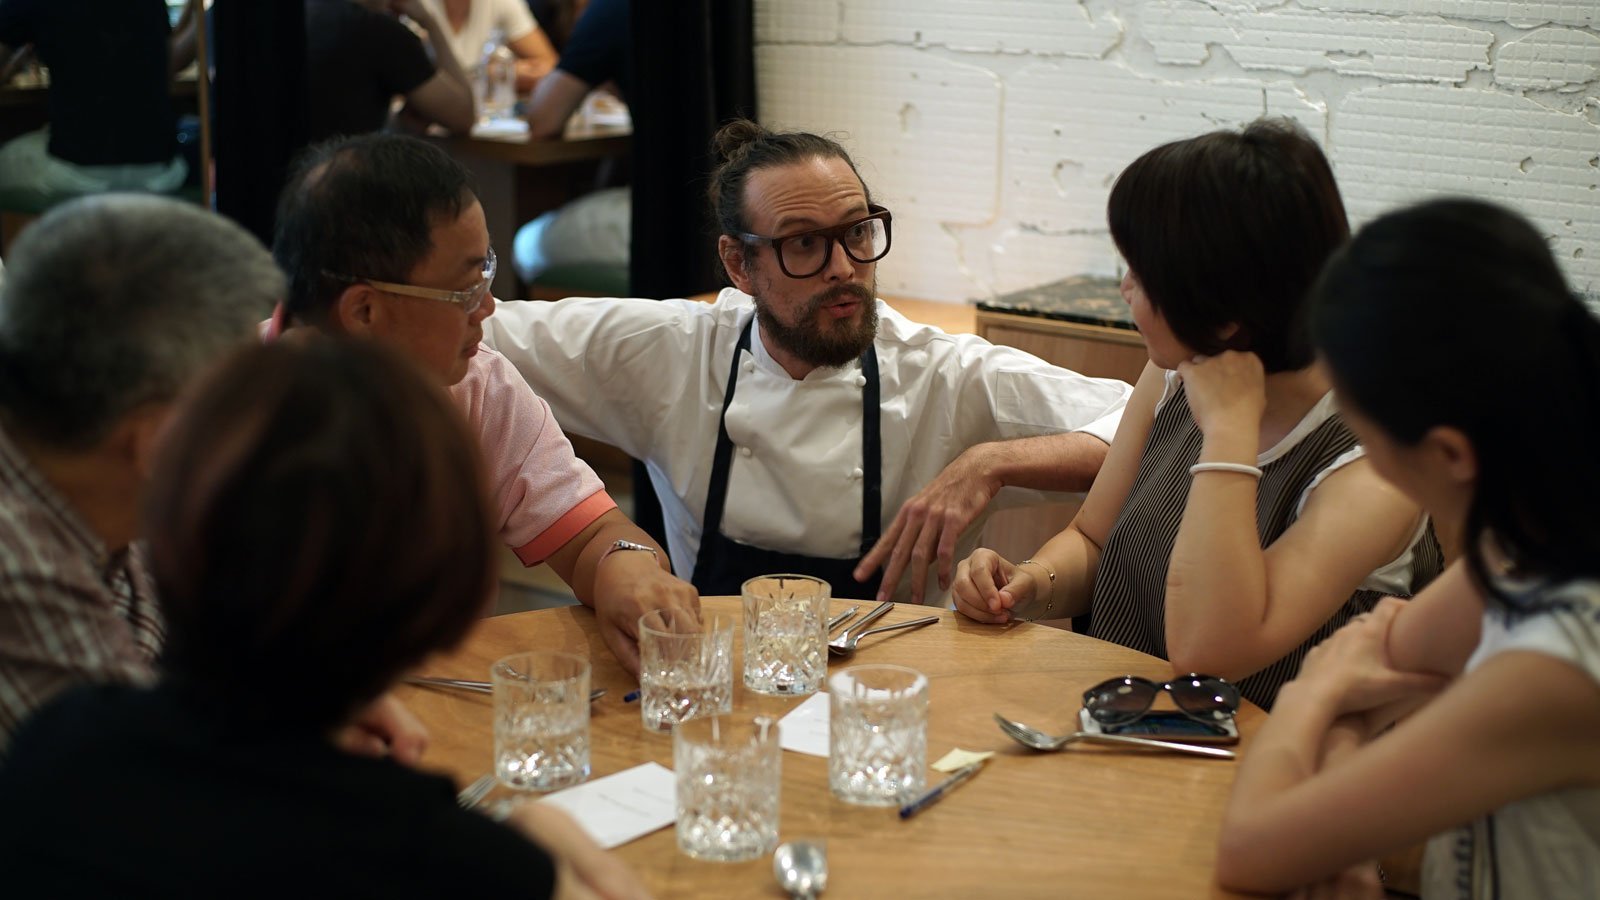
898, 761, 984, 819
623, 689, 640, 703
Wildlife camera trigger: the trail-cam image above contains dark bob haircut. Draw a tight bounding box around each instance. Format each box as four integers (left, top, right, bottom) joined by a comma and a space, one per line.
1311, 198, 1600, 605
1107, 118, 1349, 373
144, 339, 495, 733
273, 133, 475, 326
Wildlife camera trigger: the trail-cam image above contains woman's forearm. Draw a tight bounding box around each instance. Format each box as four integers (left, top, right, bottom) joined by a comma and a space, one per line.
1164, 428, 1269, 676
1015, 522, 1103, 620
1217, 680, 1343, 885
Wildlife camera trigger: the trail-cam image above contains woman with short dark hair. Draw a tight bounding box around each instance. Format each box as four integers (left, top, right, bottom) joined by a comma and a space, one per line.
1218, 198, 1600, 898
0, 339, 644, 898
954, 119, 1442, 710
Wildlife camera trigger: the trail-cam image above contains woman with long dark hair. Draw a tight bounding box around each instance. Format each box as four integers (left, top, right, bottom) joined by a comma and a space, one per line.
1218, 199, 1600, 897
953, 119, 1442, 710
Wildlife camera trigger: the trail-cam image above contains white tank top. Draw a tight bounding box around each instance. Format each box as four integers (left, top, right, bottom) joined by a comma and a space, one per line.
1422, 575, 1600, 899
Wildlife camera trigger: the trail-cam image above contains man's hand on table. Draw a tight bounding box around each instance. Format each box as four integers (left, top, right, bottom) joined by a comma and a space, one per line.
511, 802, 653, 900
334, 690, 429, 765
855, 444, 1003, 604
592, 549, 700, 679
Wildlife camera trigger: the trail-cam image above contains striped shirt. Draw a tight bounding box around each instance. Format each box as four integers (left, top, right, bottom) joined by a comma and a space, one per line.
0, 424, 162, 760
1089, 376, 1442, 709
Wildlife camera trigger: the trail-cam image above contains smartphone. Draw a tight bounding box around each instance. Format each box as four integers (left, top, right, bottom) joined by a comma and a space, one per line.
1077, 707, 1239, 744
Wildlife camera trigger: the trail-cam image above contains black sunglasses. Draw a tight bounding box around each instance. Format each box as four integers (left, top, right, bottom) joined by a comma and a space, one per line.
1082, 674, 1239, 727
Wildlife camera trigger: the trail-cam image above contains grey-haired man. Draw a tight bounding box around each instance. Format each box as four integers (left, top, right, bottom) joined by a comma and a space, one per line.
0, 195, 282, 759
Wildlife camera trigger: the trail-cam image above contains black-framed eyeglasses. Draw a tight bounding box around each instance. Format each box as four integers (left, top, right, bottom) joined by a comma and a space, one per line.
737, 205, 893, 279
324, 246, 497, 316
1082, 674, 1240, 727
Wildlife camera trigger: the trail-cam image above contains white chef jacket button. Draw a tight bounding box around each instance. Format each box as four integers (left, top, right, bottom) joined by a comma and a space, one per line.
744, 360, 756, 373
849, 467, 863, 479
739, 446, 753, 458
854, 374, 867, 387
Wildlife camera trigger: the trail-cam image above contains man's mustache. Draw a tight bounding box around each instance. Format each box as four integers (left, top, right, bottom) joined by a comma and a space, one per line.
807, 283, 874, 314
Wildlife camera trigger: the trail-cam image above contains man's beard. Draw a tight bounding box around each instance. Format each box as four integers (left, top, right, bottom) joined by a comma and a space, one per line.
752, 281, 879, 369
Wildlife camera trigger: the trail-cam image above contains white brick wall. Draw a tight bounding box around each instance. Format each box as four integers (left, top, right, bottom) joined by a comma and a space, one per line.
754, 0, 1600, 303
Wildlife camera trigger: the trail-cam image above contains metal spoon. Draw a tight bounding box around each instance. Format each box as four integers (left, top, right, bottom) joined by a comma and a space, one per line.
773, 840, 828, 900
994, 712, 1235, 760
827, 615, 939, 657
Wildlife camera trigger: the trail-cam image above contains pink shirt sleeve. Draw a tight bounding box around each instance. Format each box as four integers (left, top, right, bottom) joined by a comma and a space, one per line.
449, 345, 616, 565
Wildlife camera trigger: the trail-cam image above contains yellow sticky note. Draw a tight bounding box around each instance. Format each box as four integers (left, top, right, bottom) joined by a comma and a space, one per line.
932, 748, 995, 773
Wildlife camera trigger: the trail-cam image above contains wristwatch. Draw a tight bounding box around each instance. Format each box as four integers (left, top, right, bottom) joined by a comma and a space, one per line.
599, 539, 659, 565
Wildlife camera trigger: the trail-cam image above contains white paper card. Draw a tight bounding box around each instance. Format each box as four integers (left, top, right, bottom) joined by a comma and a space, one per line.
777, 692, 830, 757
535, 762, 677, 849
932, 748, 995, 773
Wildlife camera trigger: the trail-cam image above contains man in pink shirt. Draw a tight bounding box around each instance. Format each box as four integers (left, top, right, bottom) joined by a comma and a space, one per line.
269, 133, 697, 675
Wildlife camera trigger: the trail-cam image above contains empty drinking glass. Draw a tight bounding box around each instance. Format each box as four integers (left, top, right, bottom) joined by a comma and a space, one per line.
674, 713, 781, 861
742, 574, 829, 696
828, 665, 928, 806
638, 609, 734, 733
492, 651, 591, 791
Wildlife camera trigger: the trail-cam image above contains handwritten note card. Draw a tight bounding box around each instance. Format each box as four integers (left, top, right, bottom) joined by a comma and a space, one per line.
777, 692, 830, 757
536, 762, 677, 849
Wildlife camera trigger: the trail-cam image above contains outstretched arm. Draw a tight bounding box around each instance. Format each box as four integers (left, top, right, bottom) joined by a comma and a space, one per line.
508, 27, 558, 92
854, 431, 1108, 604
397, 0, 475, 134
525, 69, 591, 140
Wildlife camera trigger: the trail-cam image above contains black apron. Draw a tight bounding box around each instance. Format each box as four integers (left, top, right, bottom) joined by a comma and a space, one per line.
690, 319, 884, 600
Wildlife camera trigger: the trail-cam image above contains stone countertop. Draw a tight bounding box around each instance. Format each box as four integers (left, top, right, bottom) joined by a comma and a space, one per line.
976, 275, 1135, 331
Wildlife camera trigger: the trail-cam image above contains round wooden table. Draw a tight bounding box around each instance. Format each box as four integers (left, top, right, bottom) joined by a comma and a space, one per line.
398, 598, 1266, 899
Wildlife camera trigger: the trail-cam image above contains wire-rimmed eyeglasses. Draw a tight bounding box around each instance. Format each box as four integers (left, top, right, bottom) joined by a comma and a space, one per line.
325, 246, 496, 315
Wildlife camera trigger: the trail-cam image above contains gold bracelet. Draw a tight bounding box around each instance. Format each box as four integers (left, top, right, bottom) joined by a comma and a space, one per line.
1016, 558, 1056, 616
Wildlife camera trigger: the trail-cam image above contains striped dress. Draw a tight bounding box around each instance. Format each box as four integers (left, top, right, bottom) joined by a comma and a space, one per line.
1088, 374, 1443, 709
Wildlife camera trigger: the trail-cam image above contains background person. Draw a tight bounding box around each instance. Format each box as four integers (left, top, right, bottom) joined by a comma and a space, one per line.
420, 0, 559, 94
512, 0, 628, 291
1218, 198, 1600, 899
305, 0, 475, 142
0, 0, 188, 208
952, 119, 1442, 709
0, 339, 646, 898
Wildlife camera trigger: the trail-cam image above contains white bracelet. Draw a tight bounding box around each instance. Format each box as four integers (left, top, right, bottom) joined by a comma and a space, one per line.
1188, 461, 1264, 478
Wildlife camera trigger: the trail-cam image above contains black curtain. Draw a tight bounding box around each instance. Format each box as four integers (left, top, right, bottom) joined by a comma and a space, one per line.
628, 0, 755, 299
627, 1, 755, 553
212, 0, 308, 246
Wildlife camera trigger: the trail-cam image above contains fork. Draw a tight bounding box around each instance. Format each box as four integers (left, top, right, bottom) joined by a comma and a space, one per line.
405, 676, 607, 703
993, 713, 1235, 760
827, 600, 892, 649
828, 615, 939, 657
827, 606, 860, 633
456, 773, 496, 809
